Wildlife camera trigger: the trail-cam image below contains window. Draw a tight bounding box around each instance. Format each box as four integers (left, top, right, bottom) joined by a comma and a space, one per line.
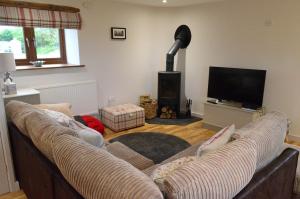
0, 26, 66, 66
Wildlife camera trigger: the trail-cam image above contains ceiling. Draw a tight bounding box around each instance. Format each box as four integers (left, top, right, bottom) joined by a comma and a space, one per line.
111, 0, 224, 7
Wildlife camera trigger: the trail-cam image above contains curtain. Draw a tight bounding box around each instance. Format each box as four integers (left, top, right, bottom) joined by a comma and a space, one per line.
0, 5, 81, 29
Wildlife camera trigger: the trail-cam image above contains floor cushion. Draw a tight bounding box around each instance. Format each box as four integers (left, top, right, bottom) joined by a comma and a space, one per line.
53, 134, 164, 199
101, 104, 145, 132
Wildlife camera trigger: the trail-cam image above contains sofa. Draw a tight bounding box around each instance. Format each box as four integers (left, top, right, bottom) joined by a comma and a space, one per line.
6, 101, 299, 199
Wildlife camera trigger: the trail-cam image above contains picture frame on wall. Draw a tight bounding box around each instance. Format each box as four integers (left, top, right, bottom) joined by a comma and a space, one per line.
111, 27, 126, 40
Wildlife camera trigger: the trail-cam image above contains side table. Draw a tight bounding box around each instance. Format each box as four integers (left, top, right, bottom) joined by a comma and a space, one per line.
3, 88, 41, 106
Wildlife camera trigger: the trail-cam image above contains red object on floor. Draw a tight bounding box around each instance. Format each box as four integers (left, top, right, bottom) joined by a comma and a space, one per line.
81, 115, 105, 135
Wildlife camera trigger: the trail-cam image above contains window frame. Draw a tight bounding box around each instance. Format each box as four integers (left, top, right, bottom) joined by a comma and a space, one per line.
13, 27, 67, 66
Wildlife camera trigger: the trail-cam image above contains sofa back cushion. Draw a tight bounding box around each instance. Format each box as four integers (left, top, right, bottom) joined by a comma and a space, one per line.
33, 103, 74, 118
53, 134, 163, 199
25, 111, 78, 162
234, 111, 288, 170
42, 109, 105, 148
161, 138, 257, 199
6, 100, 44, 137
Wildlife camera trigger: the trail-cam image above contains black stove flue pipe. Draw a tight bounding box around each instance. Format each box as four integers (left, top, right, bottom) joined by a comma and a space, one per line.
166, 25, 192, 72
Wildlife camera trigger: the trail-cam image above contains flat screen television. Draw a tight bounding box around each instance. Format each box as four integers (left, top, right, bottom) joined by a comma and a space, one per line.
207, 66, 266, 109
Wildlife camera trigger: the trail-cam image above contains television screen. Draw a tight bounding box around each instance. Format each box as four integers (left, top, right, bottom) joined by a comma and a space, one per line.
208, 66, 266, 109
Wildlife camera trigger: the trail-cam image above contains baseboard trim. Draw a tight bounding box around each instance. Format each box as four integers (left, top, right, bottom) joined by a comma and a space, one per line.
287, 134, 300, 142
191, 112, 203, 118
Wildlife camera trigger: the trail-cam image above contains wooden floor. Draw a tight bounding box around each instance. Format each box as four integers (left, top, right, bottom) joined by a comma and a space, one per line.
0, 121, 214, 199
0, 191, 26, 199
104, 121, 215, 145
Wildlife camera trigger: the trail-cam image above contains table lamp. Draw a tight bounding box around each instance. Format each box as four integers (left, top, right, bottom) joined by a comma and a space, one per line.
0, 53, 17, 95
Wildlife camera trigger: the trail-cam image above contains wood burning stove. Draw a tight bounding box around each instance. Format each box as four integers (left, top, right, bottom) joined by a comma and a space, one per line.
158, 72, 181, 118
157, 25, 192, 119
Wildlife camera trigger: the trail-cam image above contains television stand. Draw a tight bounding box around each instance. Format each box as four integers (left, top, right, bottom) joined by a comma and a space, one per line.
203, 102, 264, 131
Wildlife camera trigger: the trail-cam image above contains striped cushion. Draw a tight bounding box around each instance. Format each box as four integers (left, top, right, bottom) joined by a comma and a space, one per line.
53, 134, 164, 199
25, 111, 78, 162
107, 141, 154, 170
196, 124, 235, 156
151, 156, 199, 192
162, 138, 257, 199
234, 111, 288, 170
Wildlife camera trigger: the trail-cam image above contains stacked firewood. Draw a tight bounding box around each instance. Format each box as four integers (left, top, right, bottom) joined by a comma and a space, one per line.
140, 95, 157, 119
160, 106, 176, 119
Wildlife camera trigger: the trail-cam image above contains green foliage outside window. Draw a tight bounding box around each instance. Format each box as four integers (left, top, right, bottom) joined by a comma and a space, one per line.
35, 28, 60, 56
0, 27, 60, 56
0, 28, 25, 53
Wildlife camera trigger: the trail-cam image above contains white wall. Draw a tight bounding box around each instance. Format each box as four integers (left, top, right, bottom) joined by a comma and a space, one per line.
13, 0, 300, 136
169, 0, 300, 136
14, 0, 164, 108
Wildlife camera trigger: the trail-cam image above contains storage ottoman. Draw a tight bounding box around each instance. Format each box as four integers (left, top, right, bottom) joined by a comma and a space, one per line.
101, 104, 145, 132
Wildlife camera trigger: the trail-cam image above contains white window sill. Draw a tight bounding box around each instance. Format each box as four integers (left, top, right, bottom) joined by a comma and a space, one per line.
16, 64, 85, 71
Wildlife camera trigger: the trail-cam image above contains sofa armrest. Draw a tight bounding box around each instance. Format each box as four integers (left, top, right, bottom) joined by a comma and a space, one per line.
234, 148, 299, 199
107, 141, 154, 170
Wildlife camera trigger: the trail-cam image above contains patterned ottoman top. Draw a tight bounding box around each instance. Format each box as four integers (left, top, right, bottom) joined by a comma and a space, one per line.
102, 104, 144, 116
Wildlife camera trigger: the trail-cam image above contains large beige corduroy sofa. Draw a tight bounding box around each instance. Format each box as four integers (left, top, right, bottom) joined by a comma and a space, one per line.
6, 100, 299, 199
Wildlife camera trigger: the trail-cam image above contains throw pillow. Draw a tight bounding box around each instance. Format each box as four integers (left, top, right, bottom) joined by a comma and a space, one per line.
151, 156, 199, 192
33, 103, 74, 118
74, 115, 105, 135
196, 124, 235, 156
42, 109, 105, 148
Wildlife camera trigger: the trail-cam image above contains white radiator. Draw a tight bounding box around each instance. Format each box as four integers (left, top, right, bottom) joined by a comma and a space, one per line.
35, 80, 99, 115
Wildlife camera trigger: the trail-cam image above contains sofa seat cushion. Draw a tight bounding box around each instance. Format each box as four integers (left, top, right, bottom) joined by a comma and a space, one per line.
161, 138, 257, 199
234, 111, 288, 171
107, 141, 154, 170
53, 134, 163, 199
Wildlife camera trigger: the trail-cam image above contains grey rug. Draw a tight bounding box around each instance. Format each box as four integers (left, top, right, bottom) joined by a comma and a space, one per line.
109, 132, 191, 164
146, 116, 202, 125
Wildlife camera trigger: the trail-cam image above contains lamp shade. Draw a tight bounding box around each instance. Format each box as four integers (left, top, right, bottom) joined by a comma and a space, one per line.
0, 53, 16, 74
